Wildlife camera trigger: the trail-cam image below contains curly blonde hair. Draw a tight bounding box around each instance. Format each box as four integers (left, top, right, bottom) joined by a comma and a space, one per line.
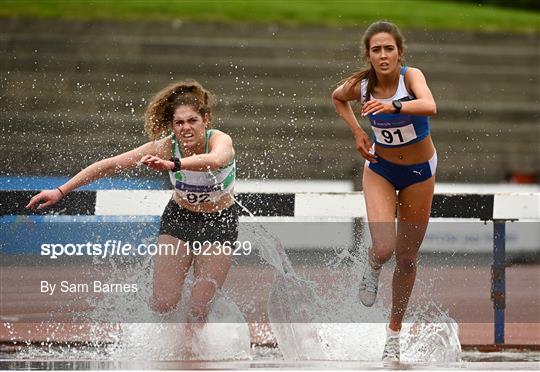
144, 80, 214, 140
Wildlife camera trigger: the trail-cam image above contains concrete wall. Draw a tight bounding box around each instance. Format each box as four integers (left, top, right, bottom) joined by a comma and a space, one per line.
1, 18, 538, 182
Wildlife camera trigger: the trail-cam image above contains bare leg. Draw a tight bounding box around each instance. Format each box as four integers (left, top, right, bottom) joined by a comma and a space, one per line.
189, 244, 233, 321
358, 166, 398, 306
151, 234, 192, 313
389, 176, 435, 331
362, 166, 398, 265
186, 243, 233, 356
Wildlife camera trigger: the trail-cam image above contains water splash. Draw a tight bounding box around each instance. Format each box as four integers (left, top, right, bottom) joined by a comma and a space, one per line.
5, 199, 461, 362
235, 198, 461, 361
116, 295, 250, 361
82, 252, 251, 361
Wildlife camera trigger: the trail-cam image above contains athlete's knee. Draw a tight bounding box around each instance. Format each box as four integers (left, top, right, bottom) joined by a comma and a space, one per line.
395, 254, 418, 274
370, 245, 394, 264
371, 234, 397, 263
188, 277, 219, 322
192, 276, 219, 296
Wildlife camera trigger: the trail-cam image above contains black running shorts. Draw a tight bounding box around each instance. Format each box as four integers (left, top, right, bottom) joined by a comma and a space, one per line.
159, 199, 239, 243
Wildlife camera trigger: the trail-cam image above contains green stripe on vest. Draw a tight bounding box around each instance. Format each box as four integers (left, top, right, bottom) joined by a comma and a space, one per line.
220, 163, 236, 190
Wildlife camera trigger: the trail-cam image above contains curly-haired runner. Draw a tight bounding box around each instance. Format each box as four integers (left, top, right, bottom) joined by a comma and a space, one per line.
332, 21, 438, 362
27, 80, 238, 342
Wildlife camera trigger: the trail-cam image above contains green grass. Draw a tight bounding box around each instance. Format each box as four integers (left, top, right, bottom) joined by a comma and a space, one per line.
1, 0, 539, 33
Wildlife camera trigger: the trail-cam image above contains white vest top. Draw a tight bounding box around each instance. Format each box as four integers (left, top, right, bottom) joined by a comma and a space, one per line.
168, 130, 235, 204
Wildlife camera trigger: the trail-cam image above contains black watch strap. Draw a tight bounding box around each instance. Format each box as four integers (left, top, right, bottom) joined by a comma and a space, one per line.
169, 157, 181, 172
392, 100, 402, 114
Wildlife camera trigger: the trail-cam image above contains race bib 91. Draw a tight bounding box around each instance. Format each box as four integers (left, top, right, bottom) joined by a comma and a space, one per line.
373, 124, 417, 145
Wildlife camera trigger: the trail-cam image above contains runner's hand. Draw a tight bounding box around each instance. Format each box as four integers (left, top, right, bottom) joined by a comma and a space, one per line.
354, 131, 377, 163
361, 99, 392, 116
26, 189, 63, 210
139, 155, 174, 172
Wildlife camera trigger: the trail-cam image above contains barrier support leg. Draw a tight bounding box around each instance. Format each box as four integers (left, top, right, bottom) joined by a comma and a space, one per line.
492, 220, 506, 344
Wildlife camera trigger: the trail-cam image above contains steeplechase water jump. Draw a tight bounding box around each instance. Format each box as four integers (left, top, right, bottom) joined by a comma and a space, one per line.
1, 4, 539, 371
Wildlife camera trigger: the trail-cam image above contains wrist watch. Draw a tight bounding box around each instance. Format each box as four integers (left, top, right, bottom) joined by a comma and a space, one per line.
169, 157, 181, 172
392, 100, 402, 114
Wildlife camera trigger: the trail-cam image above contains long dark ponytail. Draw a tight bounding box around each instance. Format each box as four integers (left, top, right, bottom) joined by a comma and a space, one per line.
341, 20, 406, 103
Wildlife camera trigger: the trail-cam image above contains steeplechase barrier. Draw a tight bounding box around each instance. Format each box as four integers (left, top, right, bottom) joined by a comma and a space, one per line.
1, 190, 539, 345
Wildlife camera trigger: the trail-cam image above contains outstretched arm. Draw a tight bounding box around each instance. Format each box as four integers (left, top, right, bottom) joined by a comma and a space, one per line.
26, 140, 164, 209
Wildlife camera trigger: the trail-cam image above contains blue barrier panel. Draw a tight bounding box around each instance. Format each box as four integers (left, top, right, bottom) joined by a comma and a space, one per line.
0, 215, 160, 255
0, 176, 166, 190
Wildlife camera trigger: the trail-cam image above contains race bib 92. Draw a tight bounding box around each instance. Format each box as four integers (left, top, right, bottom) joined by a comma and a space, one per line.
184, 193, 211, 204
